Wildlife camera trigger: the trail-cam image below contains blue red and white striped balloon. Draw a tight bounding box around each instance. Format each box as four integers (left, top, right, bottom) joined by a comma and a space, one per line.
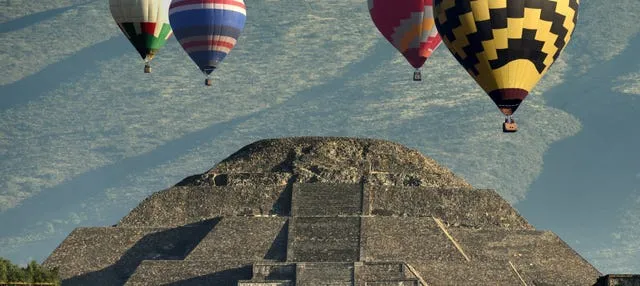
169, 0, 246, 85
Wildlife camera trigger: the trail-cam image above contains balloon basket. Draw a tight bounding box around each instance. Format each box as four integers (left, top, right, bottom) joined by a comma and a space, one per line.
205, 78, 213, 86
144, 65, 151, 74
503, 121, 518, 133
413, 71, 422, 81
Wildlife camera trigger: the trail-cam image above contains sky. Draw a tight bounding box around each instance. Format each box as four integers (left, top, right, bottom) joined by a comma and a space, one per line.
0, 0, 639, 274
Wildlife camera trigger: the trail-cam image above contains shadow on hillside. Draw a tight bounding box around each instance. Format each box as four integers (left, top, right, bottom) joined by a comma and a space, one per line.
0, 113, 255, 242
62, 218, 220, 286
0, 1, 95, 34
0, 35, 130, 111
0, 40, 391, 245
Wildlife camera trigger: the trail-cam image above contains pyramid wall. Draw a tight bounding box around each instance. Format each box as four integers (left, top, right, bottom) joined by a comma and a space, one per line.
42, 137, 607, 285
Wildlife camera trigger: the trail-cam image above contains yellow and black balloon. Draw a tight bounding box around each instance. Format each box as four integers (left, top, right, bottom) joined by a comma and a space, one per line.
433, 0, 579, 120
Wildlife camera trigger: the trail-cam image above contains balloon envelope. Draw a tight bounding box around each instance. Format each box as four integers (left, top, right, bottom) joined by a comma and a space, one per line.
368, 0, 442, 69
169, 0, 247, 75
109, 0, 173, 62
433, 0, 579, 115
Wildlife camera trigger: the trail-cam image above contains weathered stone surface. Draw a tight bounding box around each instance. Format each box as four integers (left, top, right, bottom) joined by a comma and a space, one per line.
296, 262, 353, 285
362, 217, 459, 262
181, 137, 472, 189
359, 262, 413, 281
362, 217, 601, 285
292, 183, 362, 216
124, 260, 252, 285
595, 274, 640, 286
186, 217, 288, 261
238, 281, 293, 286
364, 281, 419, 286
119, 185, 290, 226
43, 137, 615, 285
448, 229, 601, 286
120, 137, 472, 228
367, 186, 533, 229
412, 259, 525, 285
250, 262, 296, 280
414, 258, 597, 286
43, 220, 216, 285
177, 172, 291, 187
289, 217, 360, 262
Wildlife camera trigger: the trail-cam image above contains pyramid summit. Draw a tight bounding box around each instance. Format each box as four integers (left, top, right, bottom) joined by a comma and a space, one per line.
44, 137, 610, 285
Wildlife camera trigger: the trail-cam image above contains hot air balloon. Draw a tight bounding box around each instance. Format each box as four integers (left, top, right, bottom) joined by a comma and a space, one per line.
433, 0, 579, 132
169, 0, 246, 86
368, 0, 443, 81
109, 0, 173, 73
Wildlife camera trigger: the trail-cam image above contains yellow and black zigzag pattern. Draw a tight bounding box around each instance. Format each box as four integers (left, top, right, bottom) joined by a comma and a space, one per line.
433, 0, 579, 115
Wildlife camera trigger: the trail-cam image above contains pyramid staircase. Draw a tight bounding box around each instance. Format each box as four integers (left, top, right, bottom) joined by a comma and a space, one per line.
238, 183, 420, 285
238, 261, 420, 286
42, 137, 608, 285
46, 182, 603, 285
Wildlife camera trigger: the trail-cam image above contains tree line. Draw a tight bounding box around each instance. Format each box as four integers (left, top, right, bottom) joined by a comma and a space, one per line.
0, 258, 60, 285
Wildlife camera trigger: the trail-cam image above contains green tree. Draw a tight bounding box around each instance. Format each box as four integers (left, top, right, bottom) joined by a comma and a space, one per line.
6, 261, 25, 282
0, 258, 8, 281
26, 260, 39, 282
0, 257, 60, 284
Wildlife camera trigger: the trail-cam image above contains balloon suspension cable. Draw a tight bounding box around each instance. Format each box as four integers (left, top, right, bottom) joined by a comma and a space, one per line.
505, 115, 514, 123
203, 67, 215, 86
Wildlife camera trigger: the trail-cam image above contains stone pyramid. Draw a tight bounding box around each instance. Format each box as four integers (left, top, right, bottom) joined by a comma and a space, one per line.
44, 137, 604, 285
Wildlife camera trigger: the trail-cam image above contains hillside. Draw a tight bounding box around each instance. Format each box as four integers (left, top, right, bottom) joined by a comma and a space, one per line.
1, 0, 639, 273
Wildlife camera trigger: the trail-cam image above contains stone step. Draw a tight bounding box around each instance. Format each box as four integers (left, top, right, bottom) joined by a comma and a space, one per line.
364, 280, 419, 286
293, 183, 362, 216
294, 217, 361, 238
289, 217, 360, 262
361, 262, 409, 281
251, 262, 296, 280
42, 224, 216, 285
296, 262, 354, 285
119, 184, 291, 227
365, 185, 532, 230
292, 244, 360, 262
300, 283, 351, 286
595, 274, 640, 286
411, 259, 526, 285
124, 260, 252, 285
186, 217, 288, 261
176, 172, 291, 188
237, 280, 293, 286
362, 218, 601, 285
445, 228, 601, 285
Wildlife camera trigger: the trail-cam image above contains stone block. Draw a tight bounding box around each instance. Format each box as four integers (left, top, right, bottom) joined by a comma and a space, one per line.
119, 185, 290, 226
43, 220, 216, 285
237, 281, 293, 286
187, 217, 288, 261
361, 262, 407, 281
124, 260, 251, 285
289, 217, 360, 262
595, 274, 640, 286
296, 262, 354, 285
292, 183, 362, 216
447, 228, 601, 285
362, 217, 460, 262
364, 280, 419, 286
251, 262, 296, 280
366, 186, 532, 229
